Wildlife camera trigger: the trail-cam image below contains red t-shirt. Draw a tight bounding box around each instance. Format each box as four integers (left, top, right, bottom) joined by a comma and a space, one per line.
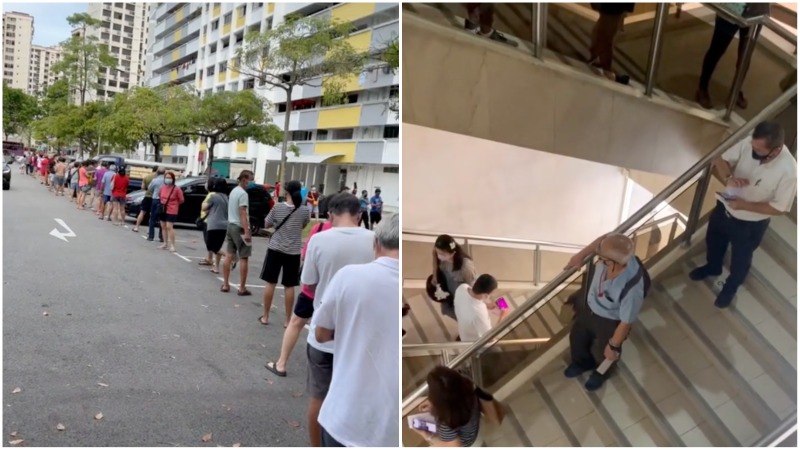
112, 175, 129, 197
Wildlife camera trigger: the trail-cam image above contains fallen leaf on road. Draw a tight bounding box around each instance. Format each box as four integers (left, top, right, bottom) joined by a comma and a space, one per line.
264, 378, 273, 385
286, 420, 300, 428
95, 413, 103, 420
201, 432, 213, 442
10, 432, 17, 437
42, 311, 49, 316
8, 439, 24, 445
232, 444, 241, 447
56, 423, 65, 431
201, 305, 209, 308
97, 383, 109, 387
291, 391, 303, 398
11, 388, 21, 394
233, 304, 240, 308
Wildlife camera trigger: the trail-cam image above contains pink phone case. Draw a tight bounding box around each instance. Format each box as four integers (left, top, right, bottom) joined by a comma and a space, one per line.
496, 297, 509, 310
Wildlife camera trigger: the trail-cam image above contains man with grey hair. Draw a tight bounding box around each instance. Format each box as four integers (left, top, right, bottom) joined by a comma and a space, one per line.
564, 232, 648, 391
313, 214, 399, 447
147, 167, 167, 242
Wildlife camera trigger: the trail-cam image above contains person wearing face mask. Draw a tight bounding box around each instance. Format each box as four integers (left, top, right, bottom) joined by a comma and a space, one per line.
158, 171, 185, 252
564, 233, 647, 391
358, 190, 370, 229
690, 121, 797, 308
453, 274, 502, 342
427, 235, 477, 322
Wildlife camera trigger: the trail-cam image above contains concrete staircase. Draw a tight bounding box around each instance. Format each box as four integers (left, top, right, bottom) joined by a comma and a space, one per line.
480, 216, 797, 447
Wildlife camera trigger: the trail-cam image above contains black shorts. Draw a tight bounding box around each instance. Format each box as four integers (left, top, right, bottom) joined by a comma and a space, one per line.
294, 291, 315, 319
260, 249, 301, 287
306, 344, 334, 400
206, 229, 226, 253
141, 197, 152, 213
370, 211, 382, 225
163, 214, 178, 223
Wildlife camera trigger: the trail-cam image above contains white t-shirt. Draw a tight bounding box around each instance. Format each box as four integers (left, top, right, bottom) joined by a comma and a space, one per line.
453, 284, 493, 342
302, 226, 375, 353
227, 186, 249, 227
314, 257, 399, 447
721, 138, 797, 221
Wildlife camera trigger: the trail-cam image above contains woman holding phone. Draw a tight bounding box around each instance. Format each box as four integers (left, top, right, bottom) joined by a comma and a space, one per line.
427, 235, 477, 321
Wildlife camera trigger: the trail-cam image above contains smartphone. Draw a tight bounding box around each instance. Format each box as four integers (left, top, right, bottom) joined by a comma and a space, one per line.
410, 418, 437, 433
496, 297, 509, 310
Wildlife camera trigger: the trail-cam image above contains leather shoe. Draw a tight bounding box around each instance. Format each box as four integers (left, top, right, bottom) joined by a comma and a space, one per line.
714, 290, 735, 308
564, 363, 592, 379
584, 371, 607, 391
689, 265, 720, 281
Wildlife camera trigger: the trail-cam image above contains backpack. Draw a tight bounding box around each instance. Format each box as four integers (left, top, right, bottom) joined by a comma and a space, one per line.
620, 256, 651, 300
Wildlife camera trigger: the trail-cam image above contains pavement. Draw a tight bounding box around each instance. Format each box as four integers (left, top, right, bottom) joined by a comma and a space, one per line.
3, 171, 311, 447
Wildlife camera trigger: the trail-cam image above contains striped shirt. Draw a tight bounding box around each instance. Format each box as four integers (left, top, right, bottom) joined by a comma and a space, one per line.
437, 396, 481, 447
265, 203, 310, 255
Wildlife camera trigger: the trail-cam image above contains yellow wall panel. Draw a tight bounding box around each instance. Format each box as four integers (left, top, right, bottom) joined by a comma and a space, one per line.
236, 15, 245, 29
175, 8, 184, 21
217, 70, 226, 83
346, 31, 372, 53
174, 28, 182, 41
213, 5, 221, 17
202, 33, 206, 45
223, 23, 231, 35
172, 49, 180, 62
163, 145, 172, 156
317, 105, 361, 129
267, 3, 274, 14
236, 142, 247, 153
170, 70, 178, 81
314, 142, 356, 163
331, 3, 375, 22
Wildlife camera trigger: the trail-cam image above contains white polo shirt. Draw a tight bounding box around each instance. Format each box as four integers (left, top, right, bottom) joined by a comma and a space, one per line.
720, 138, 797, 222
453, 284, 493, 341
314, 257, 399, 447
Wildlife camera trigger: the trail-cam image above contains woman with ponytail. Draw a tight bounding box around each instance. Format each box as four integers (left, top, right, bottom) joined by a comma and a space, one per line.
259, 180, 310, 327
427, 234, 477, 321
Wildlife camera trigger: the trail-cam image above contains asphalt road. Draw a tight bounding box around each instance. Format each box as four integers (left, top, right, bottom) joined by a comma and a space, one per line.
3, 172, 311, 447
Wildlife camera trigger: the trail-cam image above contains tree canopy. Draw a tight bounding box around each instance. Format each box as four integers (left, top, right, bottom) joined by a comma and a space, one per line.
3, 84, 40, 140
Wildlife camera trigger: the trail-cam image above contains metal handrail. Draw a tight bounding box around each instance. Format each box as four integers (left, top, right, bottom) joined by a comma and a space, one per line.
753, 410, 798, 446
401, 85, 797, 412
402, 230, 584, 251
403, 338, 549, 356
702, 3, 765, 27
763, 17, 798, 44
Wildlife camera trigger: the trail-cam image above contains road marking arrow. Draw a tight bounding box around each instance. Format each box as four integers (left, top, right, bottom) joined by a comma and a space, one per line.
49, 218, 76, 242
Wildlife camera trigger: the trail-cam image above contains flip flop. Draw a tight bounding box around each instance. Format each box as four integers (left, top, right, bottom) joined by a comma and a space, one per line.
220, 285, 230, 293
264, 361, 287, 377
238, 289, 252, 297
198, 260, 212, 266
258, 315, 269, 325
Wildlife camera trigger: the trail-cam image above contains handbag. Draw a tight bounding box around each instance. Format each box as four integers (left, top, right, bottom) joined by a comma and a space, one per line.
157, 185, 175, 217
476, 387, 505, 425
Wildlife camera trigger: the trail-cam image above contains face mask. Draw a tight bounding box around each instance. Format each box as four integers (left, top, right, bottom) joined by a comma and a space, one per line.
165, 179, 174, 185
751, 149, 771, 161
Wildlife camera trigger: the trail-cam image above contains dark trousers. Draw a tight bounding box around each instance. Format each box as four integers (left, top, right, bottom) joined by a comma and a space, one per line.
465, 3, 494, 32
704, 202, 770, 296
321, 427, 344, 447
360, 210, 370, 229
569, 292, 621, 374
590, 12, 626, 71
699, 16, 754, 91
147, 200, 163, 241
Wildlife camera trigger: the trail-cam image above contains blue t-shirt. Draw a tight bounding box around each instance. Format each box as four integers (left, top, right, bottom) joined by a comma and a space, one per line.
587, 257, 645, 323
360, 197, 369, 211
149, 175, 165, 200
370, 195, 383, 213
102, 170, 116, 196
301, 187, 309, 205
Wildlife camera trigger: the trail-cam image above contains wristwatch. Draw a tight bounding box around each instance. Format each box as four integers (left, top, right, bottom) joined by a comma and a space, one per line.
608, 341, 622, 353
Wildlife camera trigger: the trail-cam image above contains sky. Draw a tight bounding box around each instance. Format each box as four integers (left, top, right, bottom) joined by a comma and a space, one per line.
3, 3, 86, 47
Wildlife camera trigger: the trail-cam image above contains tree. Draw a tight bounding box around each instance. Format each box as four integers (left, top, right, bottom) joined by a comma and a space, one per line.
52, 13, 117, 107
235, 14, 367, 190
382, 37, 399, 117
99, 86, 194, 161
2, 83, 40, 140
183, 90, 284, 174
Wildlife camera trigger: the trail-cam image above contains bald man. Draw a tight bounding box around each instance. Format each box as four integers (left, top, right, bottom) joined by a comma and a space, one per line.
563, 233, 648, 391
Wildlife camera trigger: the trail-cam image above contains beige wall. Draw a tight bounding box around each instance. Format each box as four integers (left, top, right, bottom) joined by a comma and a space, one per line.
402, 12, 729, 178
403, 123, 629, 246
2, 12, 34, 91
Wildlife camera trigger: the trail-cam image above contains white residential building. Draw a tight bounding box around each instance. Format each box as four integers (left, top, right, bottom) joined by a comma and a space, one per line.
146, 2, 399, 210
29, 45, 63, 95
2, 11, 34, 92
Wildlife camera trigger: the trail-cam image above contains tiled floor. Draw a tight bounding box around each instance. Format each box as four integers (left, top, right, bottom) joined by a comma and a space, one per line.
748, 372, 795, 419
680, 421, 717, 447
713, 396, 761, 445
623, 417, 669, 447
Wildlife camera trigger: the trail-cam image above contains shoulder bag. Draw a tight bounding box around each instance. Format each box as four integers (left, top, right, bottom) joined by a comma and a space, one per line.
272, 206, 299, 233
157, 186, 175, 217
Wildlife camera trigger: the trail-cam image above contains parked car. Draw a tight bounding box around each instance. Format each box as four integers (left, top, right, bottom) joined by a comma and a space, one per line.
125, 177, 238, 226
3, 162, 10, 190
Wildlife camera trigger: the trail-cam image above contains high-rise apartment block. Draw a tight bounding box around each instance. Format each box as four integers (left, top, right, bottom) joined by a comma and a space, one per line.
2, 11, 34, 91
146, 2, 399, 209
29, 45, 63, 95
83, 2, 151, 101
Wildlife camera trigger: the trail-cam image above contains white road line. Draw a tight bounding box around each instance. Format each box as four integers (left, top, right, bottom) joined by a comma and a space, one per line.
215, 277, 281, 290
174, 253, 191, 262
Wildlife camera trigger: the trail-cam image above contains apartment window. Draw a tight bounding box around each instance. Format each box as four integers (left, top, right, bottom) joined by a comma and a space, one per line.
206, 66, 215, 76
383, 125, 399, 139
316, 130, 329, 141
389, 85, 399, 98
108, 80, 117, 87
239, 5, 246, 16
228, 82, 238, 92
209, 43, 217, 54
224, 13, 232, 25
219, 61, 227, 72
222, 37, 229, 49
211, 20, 219, 31
243, 78, 255, 90
235, 32, 243, 45
332, 129, 354, 140
112, 35, 120, 42
113, 24, 121, 31
114, 12, 122, 20
291, 130, 312, 141
204, 88, 212, 97
216, 86, 224, 92
383, 167, 399, 174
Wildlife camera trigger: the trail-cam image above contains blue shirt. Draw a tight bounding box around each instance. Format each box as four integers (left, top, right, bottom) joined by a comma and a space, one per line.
301, 187, 309, 204
149, 175, 165, 200
360, 197, 369, 211
587, 257, 645, 323
102, 170, 116, 196
370, 195, 383, 213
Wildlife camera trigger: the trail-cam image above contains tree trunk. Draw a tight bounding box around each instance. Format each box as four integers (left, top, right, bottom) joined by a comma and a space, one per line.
279, 87, 293, 201
207, 137, 217, 176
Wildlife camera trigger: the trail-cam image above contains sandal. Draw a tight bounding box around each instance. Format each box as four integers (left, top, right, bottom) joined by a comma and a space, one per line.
237, 289, 252, 296
132, 227, 139, 232
220, 285, 230, 293
210, 268, 219, 274
264, 361, 287, 377
198, 260, 213, 266
258, 315, 269, 325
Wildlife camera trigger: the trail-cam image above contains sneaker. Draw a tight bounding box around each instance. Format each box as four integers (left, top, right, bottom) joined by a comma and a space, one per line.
584, 371, 607, 391
714, 290, 735, 308
484, 29, 518, 47
689, 265, 720, 281
564, 363, 592, 378
695, 89, 713, 109
464, 18, 479, 33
